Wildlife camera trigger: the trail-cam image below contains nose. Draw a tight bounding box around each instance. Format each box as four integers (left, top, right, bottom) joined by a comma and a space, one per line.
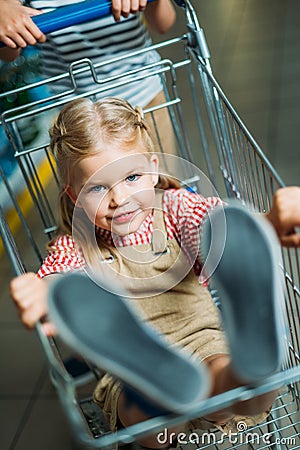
109, 183, 129, 207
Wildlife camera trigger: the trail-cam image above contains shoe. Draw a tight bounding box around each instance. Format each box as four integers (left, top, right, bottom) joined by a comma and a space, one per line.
200, 203, 288, 382
63, 357, 96, 387
48, 272, 209, 414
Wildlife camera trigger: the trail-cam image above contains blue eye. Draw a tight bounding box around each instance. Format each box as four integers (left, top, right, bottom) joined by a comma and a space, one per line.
126, 174, 141, 183
89, 185, 106, 193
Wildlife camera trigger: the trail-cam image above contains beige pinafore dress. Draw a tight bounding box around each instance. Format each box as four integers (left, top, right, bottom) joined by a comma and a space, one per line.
93, 193, 267, 434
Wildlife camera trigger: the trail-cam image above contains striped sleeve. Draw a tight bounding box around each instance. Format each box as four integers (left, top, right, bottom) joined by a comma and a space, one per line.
37, 235, 85, 279
163, 189, 224, 277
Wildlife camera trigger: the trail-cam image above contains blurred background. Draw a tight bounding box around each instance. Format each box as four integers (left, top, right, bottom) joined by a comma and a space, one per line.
0, 1, 299, 449
184, 0, 300, 185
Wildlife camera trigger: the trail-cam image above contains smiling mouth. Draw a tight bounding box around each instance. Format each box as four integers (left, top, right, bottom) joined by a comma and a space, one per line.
109, 210, 140, 224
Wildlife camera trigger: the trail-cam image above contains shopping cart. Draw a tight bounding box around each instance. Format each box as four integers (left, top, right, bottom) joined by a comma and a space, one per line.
0, 0, 299, 448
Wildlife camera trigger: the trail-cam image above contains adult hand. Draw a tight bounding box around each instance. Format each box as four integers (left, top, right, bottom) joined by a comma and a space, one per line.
0, 0, 46, 48
112, 0, 147, 22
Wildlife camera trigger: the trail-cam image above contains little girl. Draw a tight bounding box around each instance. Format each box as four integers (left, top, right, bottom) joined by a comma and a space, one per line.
10, 97, 286, 448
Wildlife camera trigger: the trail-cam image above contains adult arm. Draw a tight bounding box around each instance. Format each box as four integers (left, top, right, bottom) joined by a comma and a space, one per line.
0, 0, 176, 63
144, 0, 176, 34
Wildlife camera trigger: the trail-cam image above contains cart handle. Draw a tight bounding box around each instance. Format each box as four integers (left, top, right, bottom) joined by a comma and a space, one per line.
32, 0, 155, 35
31, 0, 187, 35
0, 0, 187, 47
33, 0, 187, 35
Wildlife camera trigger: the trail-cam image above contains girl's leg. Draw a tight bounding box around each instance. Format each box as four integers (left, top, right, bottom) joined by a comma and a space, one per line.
199, 204, 287, 425
201, 204, 287, 383
203, 354, 277, 425
117, 391, 183, 449
116, 351, 277, 448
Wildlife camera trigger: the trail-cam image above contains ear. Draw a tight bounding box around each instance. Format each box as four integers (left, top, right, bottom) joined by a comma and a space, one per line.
65, 185, 83, 208
150, 154, 159, 186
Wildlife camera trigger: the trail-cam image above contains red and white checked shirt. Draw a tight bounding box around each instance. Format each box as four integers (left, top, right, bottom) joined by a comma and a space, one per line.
37, 189, 223, 280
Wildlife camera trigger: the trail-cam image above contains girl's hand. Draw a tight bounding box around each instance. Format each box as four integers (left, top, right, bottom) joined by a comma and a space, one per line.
9, 273, 57, 336
112, 0, 147, 21
0, 0, 46, 49
266, 186, 300, 247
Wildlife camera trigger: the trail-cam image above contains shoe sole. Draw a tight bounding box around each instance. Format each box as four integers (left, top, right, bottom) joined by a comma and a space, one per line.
201, 204, 287, 382
48, 273, 209, 413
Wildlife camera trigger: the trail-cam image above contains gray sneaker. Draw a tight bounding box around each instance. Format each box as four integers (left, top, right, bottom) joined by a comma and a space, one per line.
201, 203, 288, 382
48, 272, 209, 414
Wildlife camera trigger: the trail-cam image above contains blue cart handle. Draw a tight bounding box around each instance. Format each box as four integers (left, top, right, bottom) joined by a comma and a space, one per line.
33, 0, 115, 35
32, 0, 156, 35
32, 0, 186, 35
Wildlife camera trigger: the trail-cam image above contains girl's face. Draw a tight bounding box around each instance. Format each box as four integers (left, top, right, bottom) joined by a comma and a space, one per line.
67, 144, 159, 236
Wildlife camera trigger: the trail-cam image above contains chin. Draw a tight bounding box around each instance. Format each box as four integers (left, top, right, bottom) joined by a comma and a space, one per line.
112, 227, 137, 237
113, 221, 142, 237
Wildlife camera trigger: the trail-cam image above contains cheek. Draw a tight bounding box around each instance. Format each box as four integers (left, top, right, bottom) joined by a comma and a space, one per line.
136, 177, 156, 204
135, 187, 155, 208
82, 196, 107, 222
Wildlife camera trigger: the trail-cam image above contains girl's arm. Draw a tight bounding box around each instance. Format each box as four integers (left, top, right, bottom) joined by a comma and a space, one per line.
266, 186, 300, 247
0, 0, 45, 62
10, 272, 59, 336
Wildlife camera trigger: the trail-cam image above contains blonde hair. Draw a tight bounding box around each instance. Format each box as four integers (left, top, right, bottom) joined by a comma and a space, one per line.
49, 97, 180, 264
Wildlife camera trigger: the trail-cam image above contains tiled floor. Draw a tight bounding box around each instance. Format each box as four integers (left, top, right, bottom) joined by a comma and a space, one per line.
1, 1, 299, 449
